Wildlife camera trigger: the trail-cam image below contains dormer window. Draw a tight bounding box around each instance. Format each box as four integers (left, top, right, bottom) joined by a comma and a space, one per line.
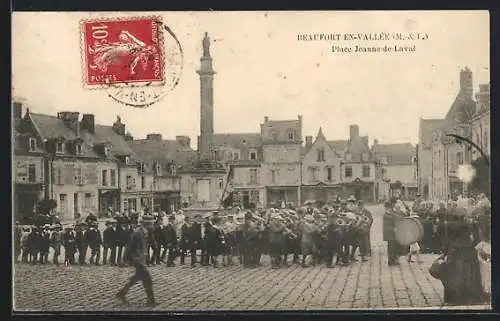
170, 164, 177, 176
56, 142, 64, 154
75, 143, 83, 155
287, 129, 294, 140
249, 149, 257, 160
28, 137, 36, 152
125, 156, 130, 165
104, 147, 110, 156
155, 162, 162, 175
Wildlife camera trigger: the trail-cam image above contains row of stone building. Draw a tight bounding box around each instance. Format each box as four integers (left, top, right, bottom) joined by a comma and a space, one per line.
13, 103, 194, 222
417, 67, 490, 200
13, 104, 418, 221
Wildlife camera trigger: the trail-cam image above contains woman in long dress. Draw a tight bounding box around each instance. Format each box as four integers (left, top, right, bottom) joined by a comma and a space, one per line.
441, 208, 484, 305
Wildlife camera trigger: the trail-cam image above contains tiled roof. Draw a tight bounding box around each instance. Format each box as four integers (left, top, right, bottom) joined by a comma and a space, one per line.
29, 113, 100, 158
30, 113, 79, 141
327, 139, 349, 153
419, 118, 445, 149
445, 95, 476, 123
345, 136, 374, 162
327, 136, 368, 155
80, 124, 136, 159
129, 139, 197, 172
372, 143, 415, 165
209, 133, 261, 149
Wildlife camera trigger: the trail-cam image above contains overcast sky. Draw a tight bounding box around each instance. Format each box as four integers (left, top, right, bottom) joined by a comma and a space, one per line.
12, 11, 489, 147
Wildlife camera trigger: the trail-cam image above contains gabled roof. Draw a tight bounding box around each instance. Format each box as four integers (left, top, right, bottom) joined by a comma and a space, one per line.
304, 127, 341, 157
209, 133, 261, 149
419, 118, 445, 149
129, 139, 197, 172
29, 113, 79, 141
372, 143, 415, 165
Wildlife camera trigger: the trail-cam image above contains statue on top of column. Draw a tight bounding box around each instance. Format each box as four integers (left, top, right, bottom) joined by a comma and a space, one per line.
202, 32, 210, 57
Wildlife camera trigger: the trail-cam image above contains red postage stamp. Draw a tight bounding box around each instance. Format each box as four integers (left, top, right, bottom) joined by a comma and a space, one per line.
81, 17, 164, 87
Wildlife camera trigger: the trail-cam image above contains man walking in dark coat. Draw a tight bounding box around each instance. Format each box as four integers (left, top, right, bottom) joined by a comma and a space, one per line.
116, 215, 156, 307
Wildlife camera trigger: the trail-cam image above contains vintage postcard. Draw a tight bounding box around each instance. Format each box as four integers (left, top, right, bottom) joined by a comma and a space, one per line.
12, 11, 491, 311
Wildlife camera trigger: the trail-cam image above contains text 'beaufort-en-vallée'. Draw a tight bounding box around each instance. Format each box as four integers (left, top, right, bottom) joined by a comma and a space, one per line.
296, 32, 429, 41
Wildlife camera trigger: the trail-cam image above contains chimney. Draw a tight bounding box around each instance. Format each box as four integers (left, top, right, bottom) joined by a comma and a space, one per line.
264, 116, 269, 123
13, 102, 22, 121
81, 114, 95, 134
146, 133, 163, 141
298, 115, 302, 122
176, 135, 191, 148
112, 116, 126, 136
373, 139, 379, 146
305, 136, 313, 149
349, 124, 359, 140
460, 66, 473, 99
57, 111, 80, 135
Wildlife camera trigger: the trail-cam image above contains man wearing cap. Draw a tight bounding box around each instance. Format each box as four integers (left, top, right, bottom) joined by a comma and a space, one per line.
115, 218, 129, 267
40, 224, 51, 264
187, 214, 202, 266
117, 215, 156, 307
50, 224, 63, 265
27, 226, 42, 264
103, 219, 117, 265
383, 198, 406, 266
268, 215, 288, 268
75, 223, 88, 266
152, 217, 166, 265
87, 221, 102, 265
179, 216, 191, 265
300, 215, 318, 267
62, 225, 77, 265
162, 216, 178, 267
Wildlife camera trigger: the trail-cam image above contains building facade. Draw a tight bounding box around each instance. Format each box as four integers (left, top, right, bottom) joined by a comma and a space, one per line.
13, 102, 46, 220
372, 141, 417, 201
418, 118, 445, 199
260, 116, 303, 208
429, 67, 477, 201
471, 83, 490, 161
301, 128, 342, 204
339, 125, 377, 202
205, 133, 264, 209
129, 134, 193, 213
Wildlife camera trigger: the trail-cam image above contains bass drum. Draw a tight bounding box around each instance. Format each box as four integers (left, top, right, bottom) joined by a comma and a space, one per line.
394, 215, 424, 246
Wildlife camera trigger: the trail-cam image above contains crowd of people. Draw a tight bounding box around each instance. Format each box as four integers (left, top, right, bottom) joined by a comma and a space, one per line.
14, 196, 374, 269
14, 193, 491, 307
